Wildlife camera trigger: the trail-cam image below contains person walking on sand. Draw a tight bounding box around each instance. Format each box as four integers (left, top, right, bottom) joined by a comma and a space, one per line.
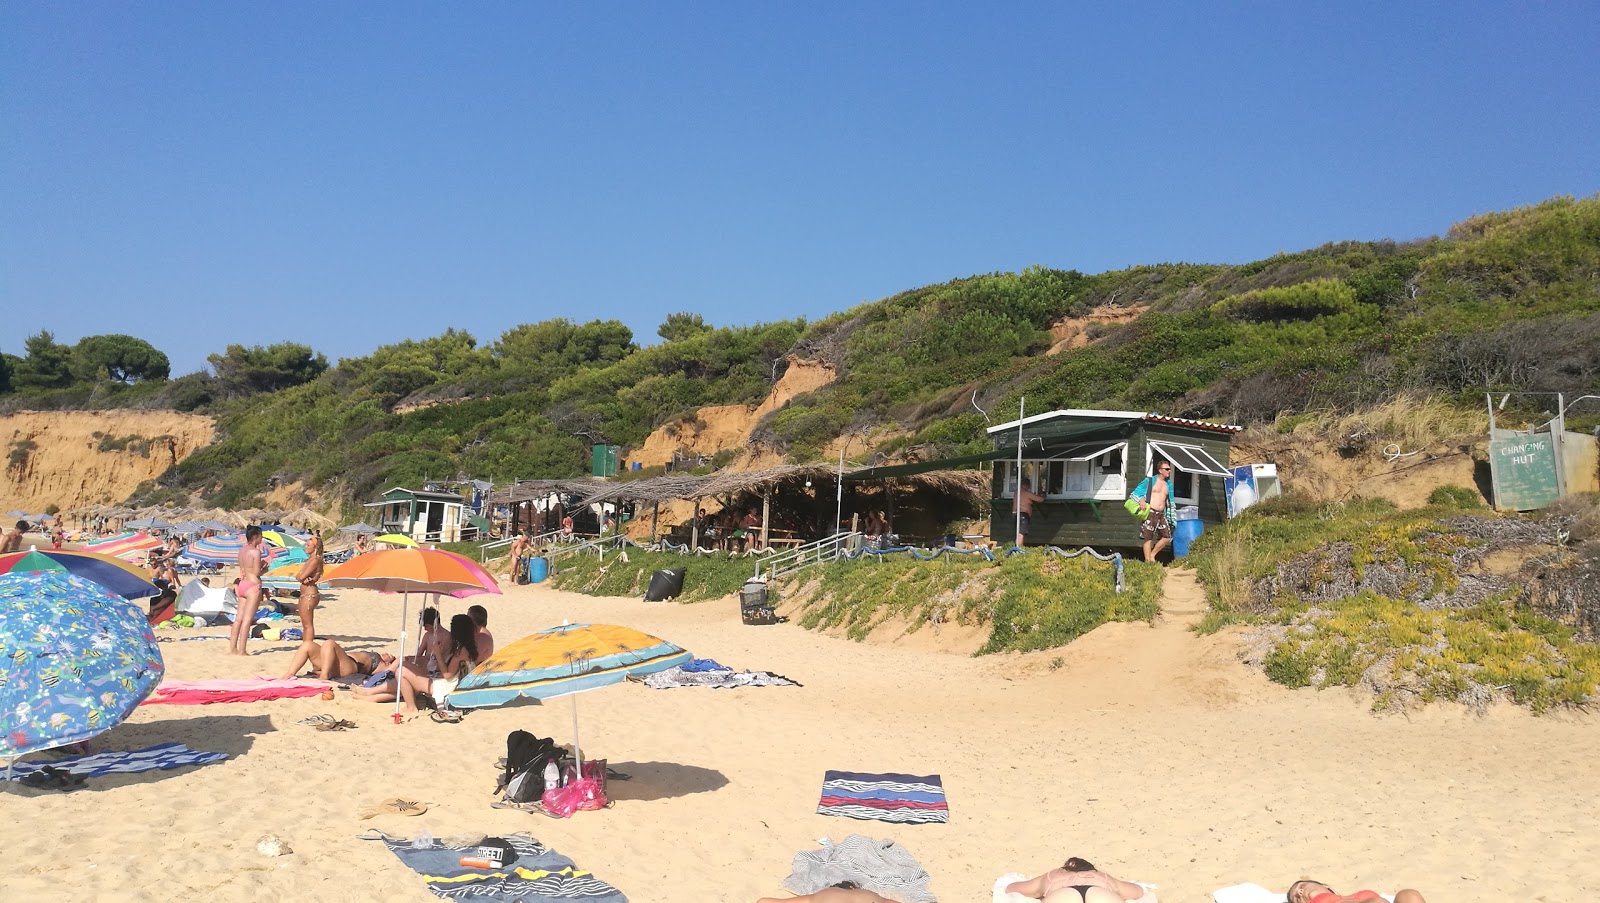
1014, 478, 1045, 547
229, 526, 266, 656
1138, 460, 1175, 563
294, 533, 325, 644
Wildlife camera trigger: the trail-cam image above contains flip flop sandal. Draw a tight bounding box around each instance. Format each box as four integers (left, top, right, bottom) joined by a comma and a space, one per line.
19, 766, 86, 790
430, 708, 465, 724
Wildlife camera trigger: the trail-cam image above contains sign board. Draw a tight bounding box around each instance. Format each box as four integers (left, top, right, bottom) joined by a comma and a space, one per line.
1488, 435, 1560, 510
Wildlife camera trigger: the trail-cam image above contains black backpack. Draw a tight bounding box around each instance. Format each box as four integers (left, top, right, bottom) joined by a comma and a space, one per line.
497, 730, 560, 803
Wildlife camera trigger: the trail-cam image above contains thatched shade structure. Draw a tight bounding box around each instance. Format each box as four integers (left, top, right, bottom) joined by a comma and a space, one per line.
485, 464, 988, 547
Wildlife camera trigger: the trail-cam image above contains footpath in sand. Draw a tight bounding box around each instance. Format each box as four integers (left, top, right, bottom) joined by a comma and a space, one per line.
2, 571, 1595, 901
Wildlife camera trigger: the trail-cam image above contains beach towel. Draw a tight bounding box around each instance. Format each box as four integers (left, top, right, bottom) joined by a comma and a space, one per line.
817, 770, 948, 824
374, 831, 627, 902
783, 834, 936, 903
635, 665, 799, 689
142, 677, 333, 705
3, 743, 227, 780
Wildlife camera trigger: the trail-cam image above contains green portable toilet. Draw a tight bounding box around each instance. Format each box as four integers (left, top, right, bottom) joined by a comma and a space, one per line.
590, 444, 620, 477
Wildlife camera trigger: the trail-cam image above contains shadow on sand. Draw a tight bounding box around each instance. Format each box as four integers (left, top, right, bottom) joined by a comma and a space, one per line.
604, 761, 729, 802
4, 713, 274, 794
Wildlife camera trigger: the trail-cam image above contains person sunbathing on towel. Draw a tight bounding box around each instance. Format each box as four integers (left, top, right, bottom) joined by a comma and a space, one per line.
1006, 857, 1147, 902
279, 638, 393, 681
1288, 880, 1426, 903
757, 881, 894, 903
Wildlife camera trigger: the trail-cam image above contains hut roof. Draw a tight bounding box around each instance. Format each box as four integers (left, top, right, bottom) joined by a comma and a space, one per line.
492, 463, 990, 507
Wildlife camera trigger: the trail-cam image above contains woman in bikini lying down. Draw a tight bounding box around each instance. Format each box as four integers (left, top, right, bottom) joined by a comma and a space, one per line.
757, 881, 894, 903
1005, 857, 1148, 903
279, 638, 394, 681
1287, 880, 1426, 903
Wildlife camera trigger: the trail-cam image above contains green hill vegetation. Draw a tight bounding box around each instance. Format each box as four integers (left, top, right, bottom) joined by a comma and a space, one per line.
2, 194, 1596, 513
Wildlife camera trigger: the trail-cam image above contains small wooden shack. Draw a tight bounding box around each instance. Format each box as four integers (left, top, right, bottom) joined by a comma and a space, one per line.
986, 409, 1241, 548
362, 487, 469, 543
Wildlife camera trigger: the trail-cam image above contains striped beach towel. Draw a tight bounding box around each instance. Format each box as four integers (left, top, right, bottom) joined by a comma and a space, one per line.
817, 770, 948, 824
4, 743, 227, 780
378, 832, 627, 902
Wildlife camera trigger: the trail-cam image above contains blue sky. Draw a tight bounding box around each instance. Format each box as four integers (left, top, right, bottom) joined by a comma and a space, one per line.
3, 3, 1597, 376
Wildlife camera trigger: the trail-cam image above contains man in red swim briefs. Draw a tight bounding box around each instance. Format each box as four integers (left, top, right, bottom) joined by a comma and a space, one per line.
1287, 880, 1426, 903
228, 525, 266, 656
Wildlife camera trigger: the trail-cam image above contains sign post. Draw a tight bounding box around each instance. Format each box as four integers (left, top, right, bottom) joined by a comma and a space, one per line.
1488, 434, 1561, 511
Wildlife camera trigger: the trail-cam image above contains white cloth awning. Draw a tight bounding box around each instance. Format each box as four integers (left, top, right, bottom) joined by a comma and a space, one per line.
1148, 440, 1233, 478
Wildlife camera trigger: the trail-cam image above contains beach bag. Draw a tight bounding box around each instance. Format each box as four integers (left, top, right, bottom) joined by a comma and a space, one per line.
540, 776, 607, 818
498, 730, 560, 804
1124, 476, 1153, 517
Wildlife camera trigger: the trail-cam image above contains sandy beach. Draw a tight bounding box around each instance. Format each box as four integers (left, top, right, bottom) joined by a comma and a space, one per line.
4, 571, 1596, 902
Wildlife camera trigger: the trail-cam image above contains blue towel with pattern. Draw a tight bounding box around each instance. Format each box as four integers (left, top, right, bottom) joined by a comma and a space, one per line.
380, 832, 627, 902
4, 742, 227, 780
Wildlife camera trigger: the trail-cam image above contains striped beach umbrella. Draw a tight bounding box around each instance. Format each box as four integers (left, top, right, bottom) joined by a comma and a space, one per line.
449, 622, 691, 771
0, 549, 160, 600
182, 534, 287, 566
82, 532, 164, 563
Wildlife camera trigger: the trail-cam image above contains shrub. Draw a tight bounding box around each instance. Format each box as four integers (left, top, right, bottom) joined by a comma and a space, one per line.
1428, 485, 1484, 508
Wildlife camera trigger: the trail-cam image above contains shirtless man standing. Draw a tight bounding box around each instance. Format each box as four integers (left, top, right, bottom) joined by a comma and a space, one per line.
1014, 479, 1045, 547
229, 526, 266, 656
294, 533, 325, 644
1139, 461, 1175, 563
0, 520, 26, 554
505, 531, 529, 578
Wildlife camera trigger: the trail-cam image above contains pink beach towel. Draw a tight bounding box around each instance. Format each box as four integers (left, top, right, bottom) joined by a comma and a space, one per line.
142, 677, 333, 705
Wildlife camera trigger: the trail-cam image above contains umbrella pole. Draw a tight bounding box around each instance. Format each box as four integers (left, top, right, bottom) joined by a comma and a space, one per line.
394, 591, 409, 722
571, 693, 583, 776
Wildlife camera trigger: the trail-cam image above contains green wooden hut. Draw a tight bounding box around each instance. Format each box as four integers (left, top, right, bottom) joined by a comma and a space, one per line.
986, 409, 1241, 548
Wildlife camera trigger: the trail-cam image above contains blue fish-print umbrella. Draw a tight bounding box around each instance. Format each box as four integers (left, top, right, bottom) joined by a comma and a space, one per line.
0, 572, 165, 766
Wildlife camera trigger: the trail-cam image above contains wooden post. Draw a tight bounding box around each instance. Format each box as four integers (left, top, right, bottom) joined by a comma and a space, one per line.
650, 501, 660, 542
760, 490, 771, 550
689, 497, 701, 550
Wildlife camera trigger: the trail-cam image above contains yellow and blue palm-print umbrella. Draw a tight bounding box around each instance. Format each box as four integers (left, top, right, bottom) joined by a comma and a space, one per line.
0, 572, 165, 762
450, 623, 690, 772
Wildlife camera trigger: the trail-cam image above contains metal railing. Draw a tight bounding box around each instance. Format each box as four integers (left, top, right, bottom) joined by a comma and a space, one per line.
757, 532, 859, 581
481, 528, 565, 563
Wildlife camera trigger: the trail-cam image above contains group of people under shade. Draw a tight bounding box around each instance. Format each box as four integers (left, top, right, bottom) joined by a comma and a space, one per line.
279, 603, 494, 716
760, 859, 1426, 903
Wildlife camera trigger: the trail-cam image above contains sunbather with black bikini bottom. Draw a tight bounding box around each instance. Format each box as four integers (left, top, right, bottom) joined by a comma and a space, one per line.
279, 638, 392, 680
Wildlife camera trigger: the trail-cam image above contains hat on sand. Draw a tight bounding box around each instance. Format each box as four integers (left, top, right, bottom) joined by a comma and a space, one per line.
358, 798, 432, 819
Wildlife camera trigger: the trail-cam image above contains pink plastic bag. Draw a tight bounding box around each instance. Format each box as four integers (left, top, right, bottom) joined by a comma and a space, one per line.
540, 777, 606, 818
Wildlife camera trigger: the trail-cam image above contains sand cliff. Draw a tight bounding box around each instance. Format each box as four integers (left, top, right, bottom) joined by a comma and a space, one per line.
0, 411, 216, 513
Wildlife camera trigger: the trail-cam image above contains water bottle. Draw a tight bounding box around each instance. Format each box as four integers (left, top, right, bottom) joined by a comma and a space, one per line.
411, 829, 434, 849
542, 760, 561, 790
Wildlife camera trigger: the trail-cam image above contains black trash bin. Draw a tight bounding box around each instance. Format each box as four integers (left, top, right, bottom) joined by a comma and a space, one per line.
644, 568, 686, 602
740, 579, 778, 625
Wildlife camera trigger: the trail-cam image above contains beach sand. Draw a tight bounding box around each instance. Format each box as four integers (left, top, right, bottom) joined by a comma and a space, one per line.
3, 569, 1595, 901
